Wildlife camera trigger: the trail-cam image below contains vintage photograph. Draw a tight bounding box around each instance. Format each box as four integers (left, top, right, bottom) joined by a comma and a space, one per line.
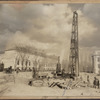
0, 3, 100, 97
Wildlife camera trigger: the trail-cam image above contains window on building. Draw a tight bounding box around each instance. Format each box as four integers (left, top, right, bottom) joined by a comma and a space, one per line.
25, 60, 28, 66
98, 64, 100, 69
98, 64, 100, 74
22, 60, 24, 66
98, 57, 100, 62
29, 61, 31, 66
17, 60, 19, 65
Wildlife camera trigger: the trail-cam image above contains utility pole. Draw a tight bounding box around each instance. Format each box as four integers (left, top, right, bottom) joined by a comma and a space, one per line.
68, 11, 79, 77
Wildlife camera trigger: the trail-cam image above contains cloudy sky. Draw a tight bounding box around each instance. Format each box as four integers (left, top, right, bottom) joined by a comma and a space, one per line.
0, 3, 100, 58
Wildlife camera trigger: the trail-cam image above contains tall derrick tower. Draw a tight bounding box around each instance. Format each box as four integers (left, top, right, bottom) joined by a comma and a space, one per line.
68, 11, 79, 77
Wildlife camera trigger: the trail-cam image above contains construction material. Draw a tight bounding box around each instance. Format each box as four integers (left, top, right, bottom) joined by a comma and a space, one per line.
56, 56, 61, 76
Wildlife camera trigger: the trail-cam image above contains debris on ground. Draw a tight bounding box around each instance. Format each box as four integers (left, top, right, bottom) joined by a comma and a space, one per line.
27, 75, 92, 90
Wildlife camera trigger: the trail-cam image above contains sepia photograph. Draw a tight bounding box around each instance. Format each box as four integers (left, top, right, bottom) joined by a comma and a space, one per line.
0, 3, 100, 98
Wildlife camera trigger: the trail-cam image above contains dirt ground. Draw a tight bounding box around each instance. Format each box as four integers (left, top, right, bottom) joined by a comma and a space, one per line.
0, 72, 100, 97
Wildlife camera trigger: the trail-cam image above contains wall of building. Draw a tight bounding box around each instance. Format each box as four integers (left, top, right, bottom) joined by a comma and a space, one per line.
93, 51, 100, 74
0, 50, 17, 69
0, 50, 57, 71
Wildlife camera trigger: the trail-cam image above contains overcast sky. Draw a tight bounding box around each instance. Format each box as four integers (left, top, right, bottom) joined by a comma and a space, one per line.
0, 3, 100, 58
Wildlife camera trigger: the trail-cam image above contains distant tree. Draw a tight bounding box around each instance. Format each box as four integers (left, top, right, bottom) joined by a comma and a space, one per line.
15, 44, 30, 70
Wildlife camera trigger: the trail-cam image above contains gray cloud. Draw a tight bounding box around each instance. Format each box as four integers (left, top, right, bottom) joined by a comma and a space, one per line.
0, 4, 100, 56
83, 4, 100, 25
68, 3, 85, 11
68, 4, 100, 48
79, 4, 100, 47
0, 4, 46, 50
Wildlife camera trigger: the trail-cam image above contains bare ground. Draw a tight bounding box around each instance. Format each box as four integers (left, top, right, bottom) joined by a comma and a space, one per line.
0, 72, 100, 97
